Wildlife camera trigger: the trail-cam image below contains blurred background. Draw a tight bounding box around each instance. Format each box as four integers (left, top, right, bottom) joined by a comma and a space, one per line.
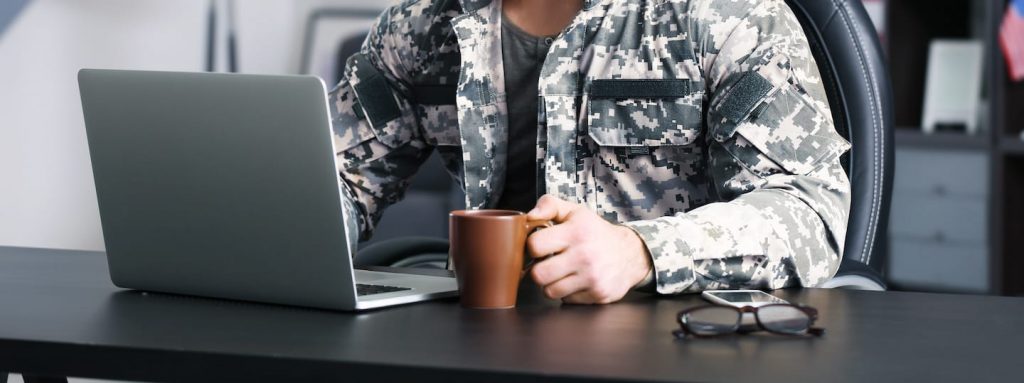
0, 0, 1021, 301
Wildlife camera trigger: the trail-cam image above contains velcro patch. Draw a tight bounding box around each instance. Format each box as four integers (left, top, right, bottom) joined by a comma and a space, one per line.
590, 79, 691, 99
414, 84, 457, 105
352, 53, 402, 127
718, 72, 774, 123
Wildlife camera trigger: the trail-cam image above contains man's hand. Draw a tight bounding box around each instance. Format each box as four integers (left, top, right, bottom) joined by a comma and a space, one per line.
525, 194, 653, 304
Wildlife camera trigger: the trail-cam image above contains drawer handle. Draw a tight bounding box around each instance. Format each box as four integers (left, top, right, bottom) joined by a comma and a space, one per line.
933, 231, 946, 242
932, 185, 947, 196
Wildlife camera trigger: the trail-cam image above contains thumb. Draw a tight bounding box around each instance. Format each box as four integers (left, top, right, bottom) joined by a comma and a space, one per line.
527, 194, 577, 224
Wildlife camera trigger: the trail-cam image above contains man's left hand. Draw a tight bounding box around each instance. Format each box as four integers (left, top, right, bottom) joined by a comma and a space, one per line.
525, 194, 653, 304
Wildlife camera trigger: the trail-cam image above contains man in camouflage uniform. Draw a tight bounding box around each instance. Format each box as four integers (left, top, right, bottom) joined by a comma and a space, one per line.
330, 0, 850, 304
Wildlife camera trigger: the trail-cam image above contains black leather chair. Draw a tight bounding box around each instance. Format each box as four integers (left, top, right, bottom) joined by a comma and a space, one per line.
786, 0, 894, 290
358, 0, 895, 289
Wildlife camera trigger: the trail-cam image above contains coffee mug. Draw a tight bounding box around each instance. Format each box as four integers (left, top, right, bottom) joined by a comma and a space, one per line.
449, 210, 550, 309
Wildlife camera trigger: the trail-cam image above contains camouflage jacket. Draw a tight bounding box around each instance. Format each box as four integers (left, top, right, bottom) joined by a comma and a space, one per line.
329, 0, 851, 294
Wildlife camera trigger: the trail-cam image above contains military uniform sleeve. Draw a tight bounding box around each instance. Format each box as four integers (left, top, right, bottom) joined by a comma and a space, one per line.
623, 0, 851, 294
329, 5, 433, 250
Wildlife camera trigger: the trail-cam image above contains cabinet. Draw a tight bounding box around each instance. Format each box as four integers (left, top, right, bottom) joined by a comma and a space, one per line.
887, 148, 989, 292
884, 0, 1024, 295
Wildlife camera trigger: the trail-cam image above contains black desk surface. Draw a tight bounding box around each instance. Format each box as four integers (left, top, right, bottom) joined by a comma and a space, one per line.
1, 246, 1022, 383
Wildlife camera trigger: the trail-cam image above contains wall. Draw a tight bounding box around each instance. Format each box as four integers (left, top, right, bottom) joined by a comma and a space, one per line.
0, 0, 384, 251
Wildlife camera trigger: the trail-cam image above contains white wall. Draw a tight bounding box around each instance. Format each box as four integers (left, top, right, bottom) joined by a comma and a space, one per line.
0, 0, 208, 251
0, 0, 385, 251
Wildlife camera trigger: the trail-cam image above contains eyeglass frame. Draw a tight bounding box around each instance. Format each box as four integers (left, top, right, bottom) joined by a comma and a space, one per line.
673, 303, 825, 338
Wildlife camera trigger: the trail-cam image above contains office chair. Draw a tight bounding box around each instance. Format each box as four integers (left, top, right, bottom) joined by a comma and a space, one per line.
355, 236, 450, 269
786, 0, 894, 290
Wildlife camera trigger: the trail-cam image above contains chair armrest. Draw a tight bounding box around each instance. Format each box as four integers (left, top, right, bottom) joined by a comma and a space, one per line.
354, 236, 450, 268
821, 258, 887, 291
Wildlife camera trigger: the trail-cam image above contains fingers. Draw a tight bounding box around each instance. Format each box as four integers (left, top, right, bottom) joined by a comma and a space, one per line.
522, 195, 632, 306
541, 274, 588, 300
525, 223, 572, 258
562, 289, 619, 305
562, 291, 600, 305
559, 271, 623, 305
530, 250, 579, 286
527, 194, 578, 224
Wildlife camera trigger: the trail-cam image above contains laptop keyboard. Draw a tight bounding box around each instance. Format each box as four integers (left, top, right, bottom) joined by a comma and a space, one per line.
356, 283, 412, 296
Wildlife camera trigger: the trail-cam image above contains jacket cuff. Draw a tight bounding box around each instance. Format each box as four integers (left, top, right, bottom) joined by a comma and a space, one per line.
619, 224, 656, 293
623, 217, 699, 295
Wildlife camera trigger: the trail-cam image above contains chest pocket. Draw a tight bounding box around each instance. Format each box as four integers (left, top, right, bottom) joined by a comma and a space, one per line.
584, 79, 710, 222
586, 79, 703, 147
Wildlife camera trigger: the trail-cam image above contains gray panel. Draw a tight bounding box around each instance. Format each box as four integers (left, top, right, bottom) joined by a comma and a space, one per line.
78, 69, 357, 310
887, 239, 989, 293
889, 194, 987, 243
893, 148, 988, 197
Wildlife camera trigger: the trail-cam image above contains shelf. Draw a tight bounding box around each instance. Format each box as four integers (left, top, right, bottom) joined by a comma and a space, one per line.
893, 129, 989, 151
999, 136, 1024, 155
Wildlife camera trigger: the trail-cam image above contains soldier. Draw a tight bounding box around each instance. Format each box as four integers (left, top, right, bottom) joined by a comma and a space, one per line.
330, 0, 851, 304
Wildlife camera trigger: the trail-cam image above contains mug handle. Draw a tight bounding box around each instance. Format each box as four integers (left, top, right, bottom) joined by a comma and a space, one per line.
521, 220, 553, 279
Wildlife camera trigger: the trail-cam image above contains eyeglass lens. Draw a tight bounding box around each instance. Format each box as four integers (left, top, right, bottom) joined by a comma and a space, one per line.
756, 305, 811, 334
681, 306, 741, 336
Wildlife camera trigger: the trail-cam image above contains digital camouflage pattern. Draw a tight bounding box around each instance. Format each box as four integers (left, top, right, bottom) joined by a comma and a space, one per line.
328, 0, 851, 294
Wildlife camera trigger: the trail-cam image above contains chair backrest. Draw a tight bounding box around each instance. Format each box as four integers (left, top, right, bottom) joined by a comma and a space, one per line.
784, 0, 895, 276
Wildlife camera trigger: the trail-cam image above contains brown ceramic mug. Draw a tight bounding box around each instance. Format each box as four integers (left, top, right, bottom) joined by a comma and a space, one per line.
448, 210, 550, 309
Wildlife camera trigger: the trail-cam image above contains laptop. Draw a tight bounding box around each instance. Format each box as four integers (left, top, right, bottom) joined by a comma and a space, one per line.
78, 69, 458, 311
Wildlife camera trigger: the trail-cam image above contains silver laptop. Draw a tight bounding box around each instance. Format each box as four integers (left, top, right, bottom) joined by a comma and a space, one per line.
78, 69, 457, 311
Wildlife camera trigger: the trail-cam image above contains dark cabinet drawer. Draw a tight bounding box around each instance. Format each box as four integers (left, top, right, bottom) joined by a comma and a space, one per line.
887, 239, 989, 293
889, 195, 987, 243
893, 149, 988, 197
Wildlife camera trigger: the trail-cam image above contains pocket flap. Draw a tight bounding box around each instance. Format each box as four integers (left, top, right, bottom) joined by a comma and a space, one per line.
413, 84, 457, 106
712, 80, 849, 176
587, 79, 702, 147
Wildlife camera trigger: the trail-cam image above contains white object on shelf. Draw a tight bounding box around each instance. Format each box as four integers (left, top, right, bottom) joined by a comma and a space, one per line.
921, 39, 985, 135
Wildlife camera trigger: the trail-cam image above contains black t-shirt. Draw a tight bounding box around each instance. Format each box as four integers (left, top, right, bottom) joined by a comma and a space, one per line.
496, 13, 555, 213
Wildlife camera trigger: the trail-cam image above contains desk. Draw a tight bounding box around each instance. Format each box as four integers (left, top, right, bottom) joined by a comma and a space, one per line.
0, 246, 1022, 383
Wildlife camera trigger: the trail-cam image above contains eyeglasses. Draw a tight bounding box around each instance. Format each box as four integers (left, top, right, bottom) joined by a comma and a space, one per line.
673, 304, 825, 338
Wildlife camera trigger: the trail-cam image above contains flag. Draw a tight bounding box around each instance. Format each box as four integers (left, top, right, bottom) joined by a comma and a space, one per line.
1001, 0, 1024, 81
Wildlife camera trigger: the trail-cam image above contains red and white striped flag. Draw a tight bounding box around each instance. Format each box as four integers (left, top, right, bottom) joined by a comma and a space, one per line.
1001, 0, 1024, 81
